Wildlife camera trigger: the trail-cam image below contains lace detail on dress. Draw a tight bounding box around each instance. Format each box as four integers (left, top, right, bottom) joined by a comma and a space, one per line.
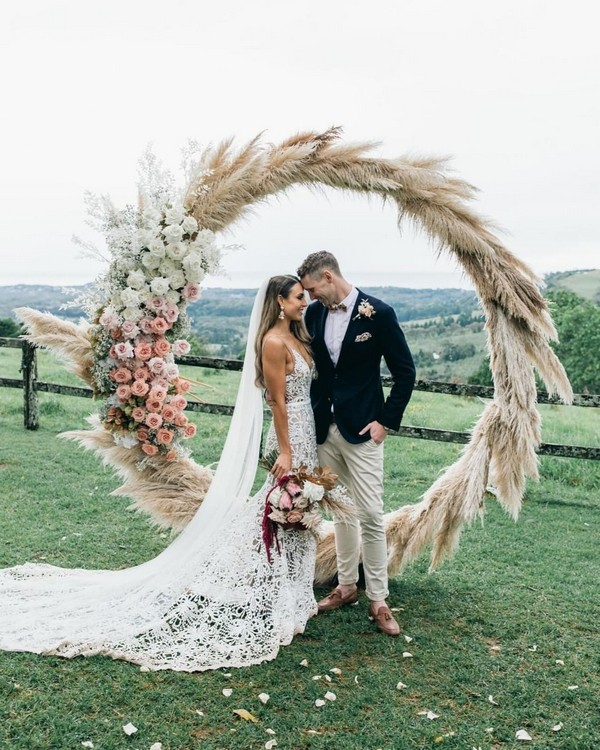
0, 346, 318, 672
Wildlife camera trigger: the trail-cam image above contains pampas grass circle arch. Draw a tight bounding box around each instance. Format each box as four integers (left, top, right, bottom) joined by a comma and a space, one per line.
16, 128, 573, 583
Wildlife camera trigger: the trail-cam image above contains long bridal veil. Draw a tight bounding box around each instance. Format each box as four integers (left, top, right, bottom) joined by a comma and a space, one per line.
0, 280, 270, 668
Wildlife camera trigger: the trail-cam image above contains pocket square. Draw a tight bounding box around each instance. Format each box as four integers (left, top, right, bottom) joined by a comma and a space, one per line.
355, 332, 372, 343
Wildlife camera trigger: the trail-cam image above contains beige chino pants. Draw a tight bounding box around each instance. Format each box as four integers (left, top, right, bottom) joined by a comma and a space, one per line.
317, 423, 388, 601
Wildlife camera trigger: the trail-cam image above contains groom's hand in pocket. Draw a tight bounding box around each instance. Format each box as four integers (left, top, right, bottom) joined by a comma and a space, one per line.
359, 421, 388, 445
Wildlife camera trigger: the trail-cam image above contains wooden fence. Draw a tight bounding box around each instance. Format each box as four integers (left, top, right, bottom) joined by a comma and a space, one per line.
1, 336, 598, 461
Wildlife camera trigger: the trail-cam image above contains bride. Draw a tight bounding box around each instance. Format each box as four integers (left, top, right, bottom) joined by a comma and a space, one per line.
0, 275, 321, 671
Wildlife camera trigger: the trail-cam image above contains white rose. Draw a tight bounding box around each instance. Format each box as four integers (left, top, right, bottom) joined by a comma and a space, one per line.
141, 252, 161, 271
150, 277, 170, 296
169, 271, 186, 289
110, 291, 123, 309
126, 270, 146, 290
165, 205, 185, 225
122, 306, 143, 322
165, 289, 180, 304
182, 254, 205, 283
193, 228, 216, 248
120, 287, 141, 308
138, 287, 153, 304
181, 215, 198, 234
166, 242, 188, 261
147, 239, 166, 259
142, 206, 162, 224
162, 224, 184, 244
159, 258, 178, 277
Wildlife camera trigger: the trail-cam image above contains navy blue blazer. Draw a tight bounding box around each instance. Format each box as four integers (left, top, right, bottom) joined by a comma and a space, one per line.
305, 290, 416, 445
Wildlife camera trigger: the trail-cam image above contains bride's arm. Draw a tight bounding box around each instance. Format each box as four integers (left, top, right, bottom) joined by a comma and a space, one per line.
261, 337, 292, 479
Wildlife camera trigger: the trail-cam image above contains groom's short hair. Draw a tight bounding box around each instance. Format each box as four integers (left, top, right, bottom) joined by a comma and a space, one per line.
297, 251, 342, 279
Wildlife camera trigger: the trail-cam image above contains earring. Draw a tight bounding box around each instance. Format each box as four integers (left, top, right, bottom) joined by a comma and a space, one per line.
278, 306, 285, 320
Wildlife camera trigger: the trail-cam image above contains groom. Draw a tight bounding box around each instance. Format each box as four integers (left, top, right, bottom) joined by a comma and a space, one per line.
297, 251, 415, 637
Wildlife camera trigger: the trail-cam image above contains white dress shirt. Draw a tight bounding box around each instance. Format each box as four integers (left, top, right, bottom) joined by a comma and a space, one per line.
324, 287, 359, 366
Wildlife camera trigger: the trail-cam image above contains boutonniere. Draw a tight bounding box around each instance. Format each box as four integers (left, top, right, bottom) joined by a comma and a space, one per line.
355, 332, 372, 343
353, 299, 376, 321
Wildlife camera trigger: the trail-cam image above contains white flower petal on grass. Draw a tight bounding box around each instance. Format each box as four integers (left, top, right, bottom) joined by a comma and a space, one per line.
516, 729, 532, 741
330, 667, 342, 675
426, 711, 439, 720
312, 675, 322, 680
528, 644, 538, 652
552, 722, 563, 732
139, 665, 150, 672
324, 691, 336, 701
299, 659, 308, 667
195, 710, 204, 717
222, 673, 232, 678
122, 723, 138, 736
567, 685, 579, 691
150, 744, 163, 750
307, 730, 322, 736
324, 675, 332, 682
404, 635, 413, 643
488, 695, 498, 705
555, 659, 565, 666
485, 728, 494, 734
265, 740, 278, 750
390, 607, 403, 612
81, 743, 94, 749
222, 688, 233, 697
315, 699, 326, 707
402, 652, 413, 658
396, 682, 407, 690
258, 693, 270, 704
266, 728, 276, 735
354, 676, 359, 685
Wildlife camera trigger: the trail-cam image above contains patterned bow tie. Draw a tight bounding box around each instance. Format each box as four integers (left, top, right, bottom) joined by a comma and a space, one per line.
328, 302, 347, 312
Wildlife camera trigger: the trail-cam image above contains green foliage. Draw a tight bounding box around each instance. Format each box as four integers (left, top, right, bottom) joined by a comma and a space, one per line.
546, 290, 600, 393
468, 356, 494, 386
0, 318, 20, 337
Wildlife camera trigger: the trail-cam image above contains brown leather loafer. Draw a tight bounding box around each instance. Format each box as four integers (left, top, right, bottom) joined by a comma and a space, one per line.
369, 603, 400, 637
317, 587, 359, 613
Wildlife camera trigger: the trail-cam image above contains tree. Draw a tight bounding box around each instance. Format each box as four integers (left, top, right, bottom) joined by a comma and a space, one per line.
0, 318, 20, 337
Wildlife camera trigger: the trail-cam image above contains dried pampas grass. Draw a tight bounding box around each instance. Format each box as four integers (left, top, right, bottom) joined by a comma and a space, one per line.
17, 129, 572, 582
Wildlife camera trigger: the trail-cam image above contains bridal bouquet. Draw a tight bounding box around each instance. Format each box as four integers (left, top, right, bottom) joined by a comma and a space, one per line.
260, 454, 354, 562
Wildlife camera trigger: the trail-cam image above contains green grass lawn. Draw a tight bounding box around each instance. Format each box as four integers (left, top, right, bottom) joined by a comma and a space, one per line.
0, 348, 599, 750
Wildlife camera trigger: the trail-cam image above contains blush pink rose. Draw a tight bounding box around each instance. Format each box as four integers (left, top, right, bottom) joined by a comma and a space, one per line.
109, 345, 117, 359
145, 398, 163, 413
164, 364, 179, 381
149, 386, 167, 402
172, 339, 191, 356
139, 318, 154, 334
148, 357, 165, 375
151, 317, 170, 334
136, 427, 150, 442
121, 321, 140, 338
134, 342, 153, 361
149, 296, 166, 313
163, 303, 179, 323
175, 378, 191, 393
183, 423, 197, 438
145, 413, 163, 429
171, 395, 187, 410
141, 443, 159, 456
172, 412, 188, 427
131, 380, 150, 397
153, 337, 171, 357
182, 282, 201, 301
111, 367, 132, 383
134, 367, 150, 381
161, 406, 176, 422
131, 406, 146, 422
156, 428, 174, 445
114, 342, 134, 359
165, 449, 177, 462
115, 384, 131, 401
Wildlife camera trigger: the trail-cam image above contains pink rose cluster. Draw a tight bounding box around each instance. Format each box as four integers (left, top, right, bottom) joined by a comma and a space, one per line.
99, 308, 196, 458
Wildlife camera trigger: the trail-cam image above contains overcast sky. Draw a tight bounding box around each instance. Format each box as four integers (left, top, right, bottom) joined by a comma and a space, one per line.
1, 0, 598, 289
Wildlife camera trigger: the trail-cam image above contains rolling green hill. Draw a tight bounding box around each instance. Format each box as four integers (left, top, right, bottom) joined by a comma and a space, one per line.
545, 268, 600, 302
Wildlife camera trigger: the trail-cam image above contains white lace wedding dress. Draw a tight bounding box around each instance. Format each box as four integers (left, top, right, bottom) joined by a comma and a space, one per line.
0, 293, 319, 671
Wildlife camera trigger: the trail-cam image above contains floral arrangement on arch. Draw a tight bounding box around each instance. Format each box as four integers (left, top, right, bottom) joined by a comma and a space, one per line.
77, 151, 224, 461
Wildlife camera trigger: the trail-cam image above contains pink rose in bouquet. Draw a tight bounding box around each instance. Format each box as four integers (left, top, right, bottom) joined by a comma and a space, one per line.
114, 342, 134, 359
145, 398, 163, 413
131, 379, 150, 397
161, 406, 176, 423
142, 443, 159, 456
172, 412, 188, 427
134, 342, 153, 361
145, 413, 163, 429
171, 395, 187, 410
151, 317, 170, 334
172, 339, 191, 356
149, 385, 167, 402
133, 366, 150, 381
131, 406, 146, 422
111, 367, 132, 384
115, 384, 131, 401
139, 318, 154, 334
156, 428, 174, 445
183, 423, 197, 438
153, 337, 171, 357
182, 282, 201, 301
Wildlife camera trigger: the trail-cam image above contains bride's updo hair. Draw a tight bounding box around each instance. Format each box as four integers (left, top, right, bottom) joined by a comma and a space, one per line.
254, 275, 312, 388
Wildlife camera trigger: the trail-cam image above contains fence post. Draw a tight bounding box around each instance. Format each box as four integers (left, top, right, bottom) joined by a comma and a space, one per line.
21, 340, 39, 430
